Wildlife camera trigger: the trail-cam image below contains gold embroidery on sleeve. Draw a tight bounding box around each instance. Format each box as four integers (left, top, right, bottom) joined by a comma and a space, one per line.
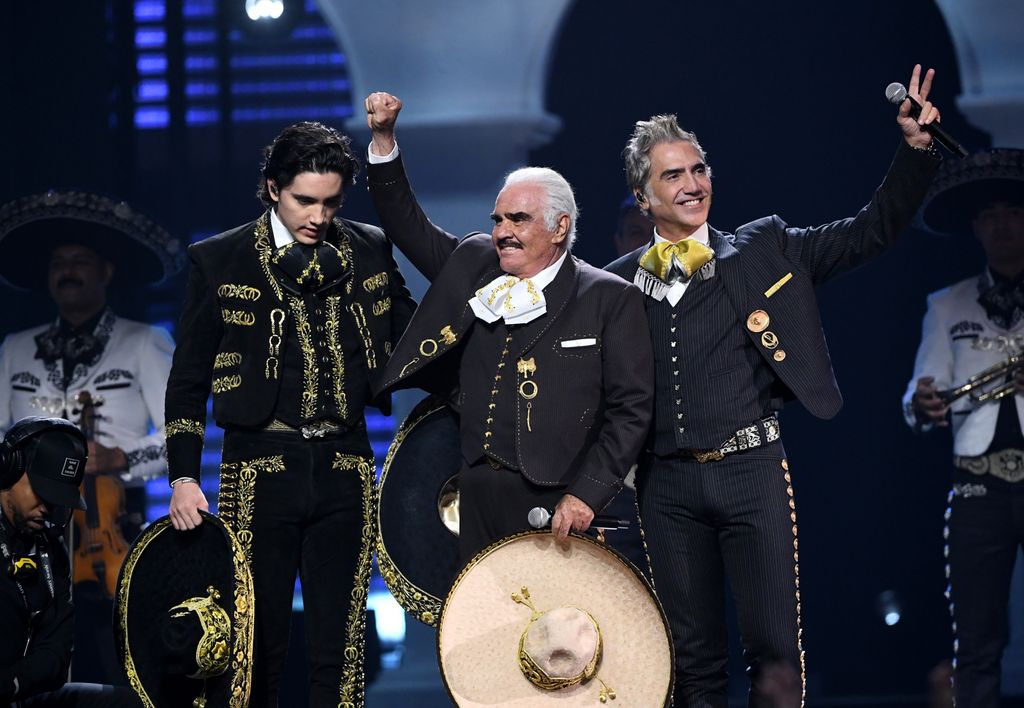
166, 419, 205, 438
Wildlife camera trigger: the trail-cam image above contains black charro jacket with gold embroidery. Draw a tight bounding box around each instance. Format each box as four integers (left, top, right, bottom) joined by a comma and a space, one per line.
368, 156, 654, 514
164, 212, 415, 483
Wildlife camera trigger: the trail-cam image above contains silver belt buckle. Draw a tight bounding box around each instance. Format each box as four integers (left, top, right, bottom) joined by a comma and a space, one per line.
300, 421, 335, 439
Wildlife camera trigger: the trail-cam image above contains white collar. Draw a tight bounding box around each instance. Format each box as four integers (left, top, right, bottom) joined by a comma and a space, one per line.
270, 208, 295, 249
526, 250, 568, 291
653, 222, 710, 247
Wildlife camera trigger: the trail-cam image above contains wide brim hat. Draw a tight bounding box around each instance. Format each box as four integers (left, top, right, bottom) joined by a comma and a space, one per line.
377, 395, 462, 627
0, 190, 184, 290
114, 512, 254, 708
921, 148, 1024, 235
437, 530, 674, 707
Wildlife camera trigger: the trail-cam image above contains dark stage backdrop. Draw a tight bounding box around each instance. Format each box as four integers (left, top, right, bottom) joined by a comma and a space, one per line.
0, 0, 1003, 700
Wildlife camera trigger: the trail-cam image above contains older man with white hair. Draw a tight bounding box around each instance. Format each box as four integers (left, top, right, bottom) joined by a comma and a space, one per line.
364, 91, 653, 562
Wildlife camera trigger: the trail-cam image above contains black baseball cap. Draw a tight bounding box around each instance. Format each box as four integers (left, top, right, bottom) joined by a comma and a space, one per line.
25, 428, 88, 511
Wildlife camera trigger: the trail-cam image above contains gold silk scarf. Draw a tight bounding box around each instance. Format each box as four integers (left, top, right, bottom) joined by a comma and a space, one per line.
638, 239, 714, 282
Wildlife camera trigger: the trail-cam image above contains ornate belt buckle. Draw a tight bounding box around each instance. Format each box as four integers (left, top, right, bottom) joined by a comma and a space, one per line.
300, 421, 336, 439
691, 449, 725, 463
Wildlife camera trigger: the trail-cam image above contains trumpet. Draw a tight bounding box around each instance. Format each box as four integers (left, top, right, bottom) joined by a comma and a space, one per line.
939, 352, 1024, 405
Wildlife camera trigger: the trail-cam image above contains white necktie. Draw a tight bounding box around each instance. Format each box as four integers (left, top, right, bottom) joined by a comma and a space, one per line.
469, 274, 547, 325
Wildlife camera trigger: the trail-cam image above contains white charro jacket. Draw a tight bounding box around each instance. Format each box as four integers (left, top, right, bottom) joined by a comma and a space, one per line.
0, 309, 174, 484
903, 272, 1024, 457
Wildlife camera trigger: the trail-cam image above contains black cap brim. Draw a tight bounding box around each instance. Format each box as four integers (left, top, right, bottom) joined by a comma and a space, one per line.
29, 473, 87, 510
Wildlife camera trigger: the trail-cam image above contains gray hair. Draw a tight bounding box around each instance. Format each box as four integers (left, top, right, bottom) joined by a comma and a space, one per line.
622, 114, 711, 194
501, 167, 578, 246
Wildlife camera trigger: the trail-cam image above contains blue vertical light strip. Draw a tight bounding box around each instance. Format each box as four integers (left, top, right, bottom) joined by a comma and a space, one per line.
134, 0, 168, 130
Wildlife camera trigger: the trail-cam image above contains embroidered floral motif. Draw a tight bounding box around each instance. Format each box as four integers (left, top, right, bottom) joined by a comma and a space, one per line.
166, 419, 204, 438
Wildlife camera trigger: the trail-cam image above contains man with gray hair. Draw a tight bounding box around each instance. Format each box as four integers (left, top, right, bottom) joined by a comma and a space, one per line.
364, 91, 653, 562
606, 64, 944, 705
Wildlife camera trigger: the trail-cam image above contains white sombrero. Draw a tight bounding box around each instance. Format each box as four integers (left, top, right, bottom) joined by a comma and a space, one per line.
437, 530, 673, 707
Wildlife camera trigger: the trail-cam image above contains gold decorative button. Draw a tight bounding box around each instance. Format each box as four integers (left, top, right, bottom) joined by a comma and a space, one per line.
781, 459, 789, 471
773, 349, 786, 362
760, 331, 779, 350
747, 310, 769, 332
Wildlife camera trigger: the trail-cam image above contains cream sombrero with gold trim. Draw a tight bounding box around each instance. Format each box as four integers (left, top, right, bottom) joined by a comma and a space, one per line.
437, 530, 673, 707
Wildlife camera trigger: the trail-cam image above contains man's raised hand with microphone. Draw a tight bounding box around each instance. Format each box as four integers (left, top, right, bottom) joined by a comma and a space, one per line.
894, 64, 942, 153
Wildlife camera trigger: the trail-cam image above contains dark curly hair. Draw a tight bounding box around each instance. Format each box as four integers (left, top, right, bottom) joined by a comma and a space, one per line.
256, 121, 361, 206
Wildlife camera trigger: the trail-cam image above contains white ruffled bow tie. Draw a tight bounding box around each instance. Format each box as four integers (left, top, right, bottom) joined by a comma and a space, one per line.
469, 274, 547, 325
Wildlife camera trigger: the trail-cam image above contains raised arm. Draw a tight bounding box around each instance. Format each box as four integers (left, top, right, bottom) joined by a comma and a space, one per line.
781, 64, 943, 283
364, 91, 462, 281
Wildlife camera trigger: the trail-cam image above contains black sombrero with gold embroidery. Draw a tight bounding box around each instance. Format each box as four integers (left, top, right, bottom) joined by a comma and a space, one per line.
377, 395, 463, 627
0, 190, 184, 290
114, 512, 254, 708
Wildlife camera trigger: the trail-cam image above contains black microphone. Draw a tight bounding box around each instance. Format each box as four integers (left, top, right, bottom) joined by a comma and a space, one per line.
885, 82, 968, 158
527, 506, 631, 531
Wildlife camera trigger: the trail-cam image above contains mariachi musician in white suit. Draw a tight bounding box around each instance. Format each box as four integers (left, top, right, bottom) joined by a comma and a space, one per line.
904, 148, 1024, 708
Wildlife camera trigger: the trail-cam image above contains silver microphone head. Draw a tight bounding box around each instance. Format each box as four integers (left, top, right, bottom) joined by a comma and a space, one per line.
885, 82, 908, 105
527, 507, 551, 529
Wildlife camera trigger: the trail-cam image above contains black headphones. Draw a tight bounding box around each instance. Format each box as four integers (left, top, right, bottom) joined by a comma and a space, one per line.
0, 417, 86, 490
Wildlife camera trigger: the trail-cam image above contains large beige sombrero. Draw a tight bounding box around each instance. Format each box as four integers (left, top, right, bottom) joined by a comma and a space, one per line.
437, 530, 673, 707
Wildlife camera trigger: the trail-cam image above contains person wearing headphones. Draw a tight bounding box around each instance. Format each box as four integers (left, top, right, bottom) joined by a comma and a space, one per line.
0, 417, 137, 707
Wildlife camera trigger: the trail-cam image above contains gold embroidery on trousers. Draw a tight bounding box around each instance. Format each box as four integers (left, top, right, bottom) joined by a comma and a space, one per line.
362, 272, 388, 292
372, 297, 391, 316
217, 283, 262, 302
332, 453, 376, 707
215, 454, 282, 706
288, 296, 319, 419
325, 295, 349, 420
212, 375, 242, 393
348, 302, 377, 370
166, 419, 204, 437
221, 309, 256, 326
214, 352, 242, 369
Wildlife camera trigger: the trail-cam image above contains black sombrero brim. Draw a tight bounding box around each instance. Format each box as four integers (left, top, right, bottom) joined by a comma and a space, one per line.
0, 191, 184, 291
920, 148, 1024, 236
377, 395, 463, 627
923, 178, 1024, 236
115, 512, 254, 708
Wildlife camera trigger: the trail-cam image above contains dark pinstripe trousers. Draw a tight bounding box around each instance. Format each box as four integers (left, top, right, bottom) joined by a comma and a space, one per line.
636, 441, 803, 708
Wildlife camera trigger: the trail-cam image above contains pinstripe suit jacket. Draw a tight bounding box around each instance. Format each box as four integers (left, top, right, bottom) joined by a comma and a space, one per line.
607, 140, 939, 420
